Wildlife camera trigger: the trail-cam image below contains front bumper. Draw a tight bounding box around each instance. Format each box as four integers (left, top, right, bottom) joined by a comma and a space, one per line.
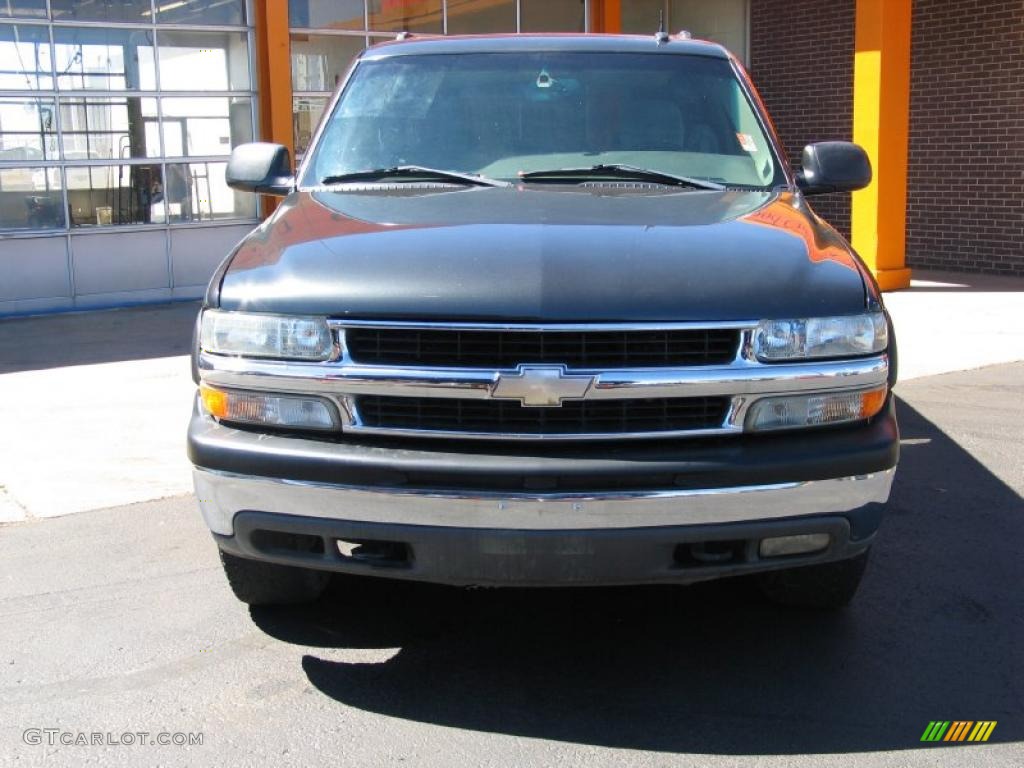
191, 400, 897, 586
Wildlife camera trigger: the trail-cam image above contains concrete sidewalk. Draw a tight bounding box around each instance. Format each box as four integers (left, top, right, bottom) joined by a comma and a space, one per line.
0, 269, 1021, 522
0, 303, 198, 522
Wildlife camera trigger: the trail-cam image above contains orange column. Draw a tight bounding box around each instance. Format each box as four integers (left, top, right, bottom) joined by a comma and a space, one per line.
253, 0, 294, 215
591, 0, 621, 33
851, 0, 912, 291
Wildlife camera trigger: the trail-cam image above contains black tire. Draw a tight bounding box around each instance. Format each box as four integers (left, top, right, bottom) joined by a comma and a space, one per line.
219, 550, 330, 606
757, 549, 870, 610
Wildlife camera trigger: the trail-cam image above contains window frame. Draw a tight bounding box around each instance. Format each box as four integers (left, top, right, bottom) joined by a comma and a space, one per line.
0, 1, 259, 235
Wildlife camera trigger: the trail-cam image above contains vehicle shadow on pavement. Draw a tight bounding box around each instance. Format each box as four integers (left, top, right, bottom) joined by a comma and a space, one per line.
250, 398, 1022, 755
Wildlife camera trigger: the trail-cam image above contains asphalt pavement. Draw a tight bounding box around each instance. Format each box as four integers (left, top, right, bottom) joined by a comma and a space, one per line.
1, 363, 1022, 767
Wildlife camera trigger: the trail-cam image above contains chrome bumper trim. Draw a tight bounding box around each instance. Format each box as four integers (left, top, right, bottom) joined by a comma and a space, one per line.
194, 467, 895, 537
198, 353, 889, 401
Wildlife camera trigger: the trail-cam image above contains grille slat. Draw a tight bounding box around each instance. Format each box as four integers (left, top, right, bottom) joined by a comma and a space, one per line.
345, 328, 739, 368
356, 396, 729, 436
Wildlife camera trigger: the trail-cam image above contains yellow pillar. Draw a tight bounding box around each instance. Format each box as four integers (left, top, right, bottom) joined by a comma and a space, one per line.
851, 0, 912, 291
253, 0, 294, 216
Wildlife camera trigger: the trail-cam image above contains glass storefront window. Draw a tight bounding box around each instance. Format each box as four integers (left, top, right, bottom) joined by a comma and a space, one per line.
156, 30, 251, 91
446, 0, 517, 34
293, 96, 329, 156
0, 1, 45, 19
160, 97, 254, 157
53, 27, 157, 91
520, 0, 585, 32
0, 166, 63, 229
158, 0, 247, 27
66, 164, 164, 226
0, 24, 53, 89
0, 7, 257, 233
291, 34, 363, 92
50, 0, 152, 24
368, 0, 443, 34
0, 98, 58, 161
289, 0, 365, 30
166, 161, 256, 222
59, 97, 160, 160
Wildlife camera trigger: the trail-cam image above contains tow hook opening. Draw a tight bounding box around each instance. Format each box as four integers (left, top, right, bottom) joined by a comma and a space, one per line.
335, 538, 411, 568
674, 539, 746, 568
250, 529, 325, 555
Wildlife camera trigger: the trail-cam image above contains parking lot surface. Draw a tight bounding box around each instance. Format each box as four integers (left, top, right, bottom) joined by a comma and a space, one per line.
1, 363, 1021, 767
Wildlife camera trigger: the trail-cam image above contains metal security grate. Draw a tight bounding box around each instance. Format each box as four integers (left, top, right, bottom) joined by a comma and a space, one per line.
345, 327, 740, 368
355, 396, 729, 436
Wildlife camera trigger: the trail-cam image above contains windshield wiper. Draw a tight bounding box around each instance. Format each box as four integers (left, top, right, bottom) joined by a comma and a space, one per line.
519, 164, 724, 191
321, 165, 509, 187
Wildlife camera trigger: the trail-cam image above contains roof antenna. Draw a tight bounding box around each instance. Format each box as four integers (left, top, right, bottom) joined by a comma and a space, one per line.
395, 30, 411, 40
655, 10, 669, 44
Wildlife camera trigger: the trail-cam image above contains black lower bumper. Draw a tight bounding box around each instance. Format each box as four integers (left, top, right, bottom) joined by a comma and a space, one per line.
214, 508, 881, 587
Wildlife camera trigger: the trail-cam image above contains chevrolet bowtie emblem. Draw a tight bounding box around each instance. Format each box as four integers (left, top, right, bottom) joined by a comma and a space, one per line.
491, 365, 595, 407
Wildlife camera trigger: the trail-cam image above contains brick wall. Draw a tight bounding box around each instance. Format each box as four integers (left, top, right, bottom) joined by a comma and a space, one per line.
907, 0, 1024, 275
748, 0, 856, 239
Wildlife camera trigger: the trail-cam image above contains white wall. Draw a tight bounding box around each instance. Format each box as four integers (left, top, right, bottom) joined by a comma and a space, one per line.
0, 223, 254, 315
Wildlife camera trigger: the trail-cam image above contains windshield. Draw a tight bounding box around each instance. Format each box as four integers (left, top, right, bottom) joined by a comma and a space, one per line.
304, 52, 783, 189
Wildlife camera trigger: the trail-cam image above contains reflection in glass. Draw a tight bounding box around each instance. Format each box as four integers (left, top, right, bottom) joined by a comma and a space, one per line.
156, 31, 251, 91
368, 0, 443, 33
0, 98, 58, 161
50, 0, 152, 24
166, 162, 256, 222
158, 0, 247, 26
66, 164, 165, 226
0, 1, 46, 19
291, 34, 363, 92
446, 0, 516, 34
0, 167, 64, 229
520, 0, 585, 32
293, 96, 328, 156
0, 24, 53, 89
160, 97, 253, 157
59, 97, 160, 160
289, 0, 364, 30
54, 27, 156, 91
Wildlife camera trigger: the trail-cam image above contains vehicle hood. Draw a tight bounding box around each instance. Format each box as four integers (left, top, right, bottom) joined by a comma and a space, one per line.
217, 186, 867, 322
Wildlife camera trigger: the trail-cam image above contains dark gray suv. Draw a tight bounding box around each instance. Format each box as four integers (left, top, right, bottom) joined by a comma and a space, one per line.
188, 33, 897, 609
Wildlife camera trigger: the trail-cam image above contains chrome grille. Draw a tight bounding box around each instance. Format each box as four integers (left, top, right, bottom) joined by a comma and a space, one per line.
355, 395, 729, 436
344, 327, 739, 368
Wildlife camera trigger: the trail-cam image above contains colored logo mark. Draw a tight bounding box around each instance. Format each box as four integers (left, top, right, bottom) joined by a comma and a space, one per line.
920, 721, 997, 743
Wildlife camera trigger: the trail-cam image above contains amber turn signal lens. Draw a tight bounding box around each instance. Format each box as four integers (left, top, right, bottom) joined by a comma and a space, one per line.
198, 384, 337, 430
200, 384, 229, 419
746, 385, 888, 432
859, 386, 888, 419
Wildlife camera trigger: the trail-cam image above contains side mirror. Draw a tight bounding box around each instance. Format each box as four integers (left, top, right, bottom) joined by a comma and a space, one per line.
797, 141, 872, 196
225, 142, 294, 196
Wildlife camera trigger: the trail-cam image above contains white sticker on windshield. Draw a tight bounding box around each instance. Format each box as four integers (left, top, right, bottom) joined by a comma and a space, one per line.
736, 133, 758, 152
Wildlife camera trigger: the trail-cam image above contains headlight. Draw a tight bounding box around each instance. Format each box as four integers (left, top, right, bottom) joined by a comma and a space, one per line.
745, 385, 888, 432
200, 309, 333, 361
755, 312, 887, 361
200, 385, 338, 430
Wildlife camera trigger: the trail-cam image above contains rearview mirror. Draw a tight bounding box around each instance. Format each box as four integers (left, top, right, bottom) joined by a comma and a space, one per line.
225, 142, 294, 196
797, 141, 872, 196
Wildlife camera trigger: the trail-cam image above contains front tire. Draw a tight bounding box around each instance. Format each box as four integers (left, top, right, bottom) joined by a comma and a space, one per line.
219, 550, 330, 606
757, 549, 870, 609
